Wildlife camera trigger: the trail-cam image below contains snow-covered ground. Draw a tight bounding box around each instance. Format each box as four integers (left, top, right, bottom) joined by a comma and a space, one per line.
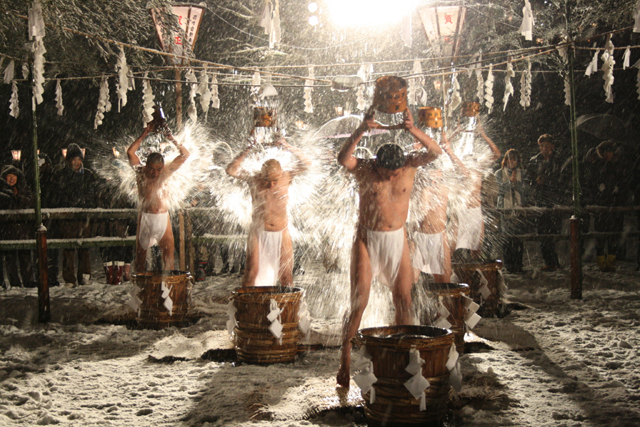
1, 247, 639, 427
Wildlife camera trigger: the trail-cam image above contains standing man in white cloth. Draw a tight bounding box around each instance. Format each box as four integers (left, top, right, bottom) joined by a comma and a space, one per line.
127, 117, 190, 273
453, 122, 501, 258
226, 137, 310, 287
336, 107, 442, 388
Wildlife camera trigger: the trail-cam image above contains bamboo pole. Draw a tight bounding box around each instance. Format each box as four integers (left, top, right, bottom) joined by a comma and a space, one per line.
175, 68, 182, 131
31, 66, 50, 322
568, 41, 583, 299
178, 210, 186, 271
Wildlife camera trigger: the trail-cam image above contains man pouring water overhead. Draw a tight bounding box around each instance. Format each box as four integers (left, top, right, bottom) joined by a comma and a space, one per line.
226, 135, 310, 288
336, 105, 442, 388
127, 106, 190, 273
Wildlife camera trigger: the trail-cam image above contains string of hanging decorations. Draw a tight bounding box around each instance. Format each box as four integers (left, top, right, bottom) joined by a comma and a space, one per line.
3, 1, 640, 124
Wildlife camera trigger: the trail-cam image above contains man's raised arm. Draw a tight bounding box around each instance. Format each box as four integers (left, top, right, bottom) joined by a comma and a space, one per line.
226, 143, 253, 180
477, 121, 501, 162
338, 107, 375, 172
127, 126, 152, 167
275, 137, 311, 177
165, 132, 190, 173
442, 131, 470, 180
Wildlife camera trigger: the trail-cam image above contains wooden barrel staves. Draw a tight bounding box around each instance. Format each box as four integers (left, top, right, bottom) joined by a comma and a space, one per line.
453, 260, 505, 317
233, 286, 303, 364
421, 283, 471, 354
135, 270, 192, 329
353, 325, 455, 427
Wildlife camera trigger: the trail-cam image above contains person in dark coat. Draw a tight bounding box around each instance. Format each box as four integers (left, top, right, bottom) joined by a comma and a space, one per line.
495, 149, 526, 273
1, 165, 36, 287
53, 143, 97, 287
592, 141, 627, 271
0, 175, 15, 288
524, 134, 565, 271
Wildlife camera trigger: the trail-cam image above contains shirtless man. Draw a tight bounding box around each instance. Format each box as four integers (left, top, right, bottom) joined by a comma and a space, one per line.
127, 121, 190, 273
451, 122, 501, 257
412, 132, 462, 283
336, 108, 442, 388
226, 137, 310, 287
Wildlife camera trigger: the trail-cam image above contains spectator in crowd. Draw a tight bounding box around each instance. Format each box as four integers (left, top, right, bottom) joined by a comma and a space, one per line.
54, 143, 97, 287
495, 149, 526, 273
1, 165, 36, 288
592, 141, 627, 272
525, 134, 565, 272
0, 178, 12, 288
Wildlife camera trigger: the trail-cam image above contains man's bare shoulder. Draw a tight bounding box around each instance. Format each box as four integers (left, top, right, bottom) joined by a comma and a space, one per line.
351, 159, 375, 176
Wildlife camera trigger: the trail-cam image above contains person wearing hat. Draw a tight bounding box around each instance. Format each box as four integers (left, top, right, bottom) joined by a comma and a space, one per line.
54, 143, 97, 287
524, 134, 566, 272
226, 136, 310, 287
1, 165, 36, 288
336, 107, 442, 388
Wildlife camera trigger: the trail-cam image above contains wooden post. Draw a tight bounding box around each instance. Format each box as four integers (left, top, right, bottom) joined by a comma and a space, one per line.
178, 210, 186, 271
185, 210, 195, 273
36, 225, 50, 322
31, 66, 49, 323
175, 68, 182, 131
570, 216, 582, 299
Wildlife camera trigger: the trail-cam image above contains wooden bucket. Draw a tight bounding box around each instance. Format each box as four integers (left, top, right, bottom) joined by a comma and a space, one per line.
253, 107, 277, 127
135, 270, 192, 329
373, 76, 408, 114
453, 260, 504, 317
353, 325, 454, 427
233, 286, 303, 364
418, 107, 443, 129
461, 101, 480, 117
421, 283, 470, 354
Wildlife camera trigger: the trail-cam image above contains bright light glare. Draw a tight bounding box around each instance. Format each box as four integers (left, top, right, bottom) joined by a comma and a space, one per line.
309, 15, 319, 26
326, 0, 420, 27
308, 2, 318, 13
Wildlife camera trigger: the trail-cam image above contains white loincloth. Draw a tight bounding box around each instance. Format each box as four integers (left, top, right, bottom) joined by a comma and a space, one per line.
138, 212, 169, 250
456, 206, 483, 251
367, 227, 405, 288
255, 229, 282, 287
412, 231, 445, 275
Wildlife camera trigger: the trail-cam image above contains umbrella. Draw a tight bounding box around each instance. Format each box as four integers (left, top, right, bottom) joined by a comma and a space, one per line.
576, 114, 629, 141
313, 115, 391, 139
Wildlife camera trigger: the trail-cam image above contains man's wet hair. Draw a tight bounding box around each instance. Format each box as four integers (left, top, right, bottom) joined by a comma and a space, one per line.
261, 159, 283, 180
537, 134, 554, 145
376, 143, 405, 170
147, 152, 164, 165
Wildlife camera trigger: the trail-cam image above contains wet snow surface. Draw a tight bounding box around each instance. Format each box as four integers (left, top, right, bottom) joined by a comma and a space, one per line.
1, 255, 639, 426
